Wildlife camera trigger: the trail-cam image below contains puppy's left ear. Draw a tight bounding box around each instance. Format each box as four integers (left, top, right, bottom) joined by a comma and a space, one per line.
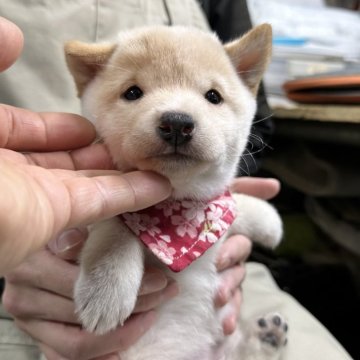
224, 24, 272, 95
64, 41, 116, 96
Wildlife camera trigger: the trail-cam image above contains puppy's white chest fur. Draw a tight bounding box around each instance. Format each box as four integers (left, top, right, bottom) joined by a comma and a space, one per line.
126, 241, 224, 360
65, 25, 287, 360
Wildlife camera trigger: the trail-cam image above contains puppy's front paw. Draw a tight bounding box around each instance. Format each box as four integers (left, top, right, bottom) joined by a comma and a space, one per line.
75, 269, 138, 335
258, 206, 283, 249
254, 313, 288, 350
231, 193, 283, 249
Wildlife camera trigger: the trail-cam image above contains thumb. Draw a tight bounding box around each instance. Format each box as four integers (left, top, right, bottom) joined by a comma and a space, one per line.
61, 171, 172, 229
48, 171, 172, 261
0, 164, 171, 276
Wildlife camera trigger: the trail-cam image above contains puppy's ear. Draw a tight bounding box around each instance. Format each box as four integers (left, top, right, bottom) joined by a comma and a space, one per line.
224, 24, 272, 95
64, 41, 116, 96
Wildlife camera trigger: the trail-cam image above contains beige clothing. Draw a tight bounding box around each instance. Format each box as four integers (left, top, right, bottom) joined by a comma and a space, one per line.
0, 263, 353, 360
0, 1, 353, 359
0, 0, 209, 113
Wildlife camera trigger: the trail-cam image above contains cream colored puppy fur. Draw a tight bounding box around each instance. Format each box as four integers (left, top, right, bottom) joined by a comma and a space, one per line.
65, 25, 286, 360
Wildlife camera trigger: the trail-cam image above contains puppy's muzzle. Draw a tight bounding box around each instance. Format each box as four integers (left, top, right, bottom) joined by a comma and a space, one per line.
157, 112, 195, 147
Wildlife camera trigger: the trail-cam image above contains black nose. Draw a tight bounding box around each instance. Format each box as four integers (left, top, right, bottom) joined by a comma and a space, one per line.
157, 112, 195, 146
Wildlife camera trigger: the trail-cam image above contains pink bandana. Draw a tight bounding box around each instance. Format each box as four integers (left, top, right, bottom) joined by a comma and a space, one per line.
119, 191, 236, 272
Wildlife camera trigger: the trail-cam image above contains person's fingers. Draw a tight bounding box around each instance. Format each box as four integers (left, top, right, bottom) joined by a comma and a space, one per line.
39, 343, 72, 360
50, 169, 122, 181
214, 265, 245, 307
138, 268, 168, 296
93, 354, 120, 360
15, 311, 156, 359
0, 158, 171, 275
230, 177, 280, 200
24, 166, 172, 233
40, 343, 121, 360
39, 343, 65, 360
25, 144, 113, 170
91, 353, 121, 360
60, 143, 114, 171
60, 171, 172, 229
0, 144, 113, 171
216, 235, 252, 271
221, 289, 242, 336
2, 284, 78, 324
134, 281, 179, 313
48, 228, 88, 261
5, 249, 78, 298
0, 105, 96, 151
0, 17, 23, 71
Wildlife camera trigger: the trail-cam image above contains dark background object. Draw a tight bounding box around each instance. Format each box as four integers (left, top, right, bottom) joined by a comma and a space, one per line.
200, 1, 359, 358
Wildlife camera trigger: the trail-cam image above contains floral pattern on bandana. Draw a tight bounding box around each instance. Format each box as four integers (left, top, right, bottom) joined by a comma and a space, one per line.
119, 191, 236, 272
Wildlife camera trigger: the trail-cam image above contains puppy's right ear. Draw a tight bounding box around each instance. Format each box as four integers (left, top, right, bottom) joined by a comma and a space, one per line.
64, 41, 116, 96
224, 24, 272, 96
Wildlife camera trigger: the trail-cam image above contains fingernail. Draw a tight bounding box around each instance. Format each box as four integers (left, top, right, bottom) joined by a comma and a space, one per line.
142, 272, 167, 294
50, 228, 87, 254
223, 314, 237, 335
216, 285, 230, 307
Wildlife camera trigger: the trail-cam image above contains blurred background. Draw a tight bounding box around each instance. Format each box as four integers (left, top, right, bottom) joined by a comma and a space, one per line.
0, 0, 358, 358
201, 0, 360, 357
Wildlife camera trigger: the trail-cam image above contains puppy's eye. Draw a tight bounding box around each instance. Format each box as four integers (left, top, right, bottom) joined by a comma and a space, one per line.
122, 86, 143, 101
205, 89, 223, 105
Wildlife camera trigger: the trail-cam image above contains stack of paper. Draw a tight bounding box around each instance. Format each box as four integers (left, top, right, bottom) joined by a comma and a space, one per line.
247, 0, 360, 104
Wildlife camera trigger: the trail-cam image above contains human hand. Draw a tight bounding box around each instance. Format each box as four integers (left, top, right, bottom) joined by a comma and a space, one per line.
3, 176, 279, 359
3, 238, 178, 360
214, 177, 280, 335
0, 106, 171, 275
0, 16, 171, 275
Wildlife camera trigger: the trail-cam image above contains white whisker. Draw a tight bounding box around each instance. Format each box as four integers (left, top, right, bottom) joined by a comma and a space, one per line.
252, 113, 274, 125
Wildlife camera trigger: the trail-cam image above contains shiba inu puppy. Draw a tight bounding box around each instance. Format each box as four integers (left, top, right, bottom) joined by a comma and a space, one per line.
65, 24, 287, 360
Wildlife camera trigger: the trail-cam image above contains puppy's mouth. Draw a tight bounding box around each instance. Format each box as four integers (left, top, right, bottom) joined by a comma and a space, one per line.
132, 145, 218, 175
148, 151, 198, 163
148, 143, 212, 162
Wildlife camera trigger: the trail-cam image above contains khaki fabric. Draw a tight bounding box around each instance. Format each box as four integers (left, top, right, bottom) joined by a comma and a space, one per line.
241, 263, 352, 360
0, 263, 353, 359
0, 0, 209, 113
0, 306, 40, 360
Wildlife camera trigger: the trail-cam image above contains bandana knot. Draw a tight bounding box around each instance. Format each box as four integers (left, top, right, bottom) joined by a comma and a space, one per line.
119, 191, 236, 272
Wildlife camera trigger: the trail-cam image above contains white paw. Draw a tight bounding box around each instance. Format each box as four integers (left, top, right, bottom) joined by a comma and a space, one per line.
253, 312, 288, 349
257, 205, 283, 249
231, 193, 283, 249
74, 269, 138, 335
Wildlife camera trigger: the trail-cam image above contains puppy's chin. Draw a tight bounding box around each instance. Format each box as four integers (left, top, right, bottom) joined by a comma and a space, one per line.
132, 155, 212, 179
111, 138, 223, 180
